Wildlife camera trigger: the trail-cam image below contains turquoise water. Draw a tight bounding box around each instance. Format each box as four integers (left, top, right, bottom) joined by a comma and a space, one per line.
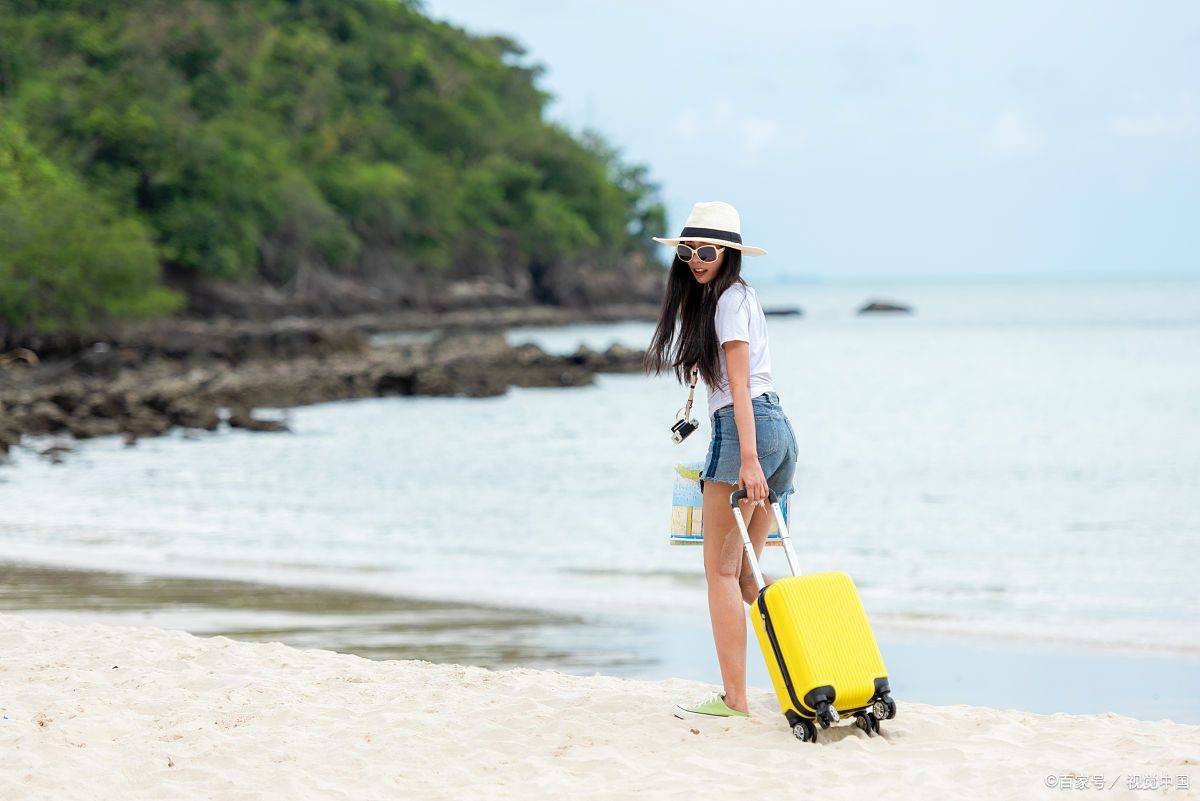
2, 277, 1198, 720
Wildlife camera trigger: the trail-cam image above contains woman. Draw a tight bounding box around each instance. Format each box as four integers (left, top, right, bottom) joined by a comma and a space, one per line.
644, 201, 798, 719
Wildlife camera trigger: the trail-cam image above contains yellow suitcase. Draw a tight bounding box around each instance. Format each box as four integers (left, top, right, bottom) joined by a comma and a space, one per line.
731, 489, 897, 743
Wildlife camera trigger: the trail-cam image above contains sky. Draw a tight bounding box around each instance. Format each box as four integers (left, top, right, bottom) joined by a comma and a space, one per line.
422, 0, 1199, 280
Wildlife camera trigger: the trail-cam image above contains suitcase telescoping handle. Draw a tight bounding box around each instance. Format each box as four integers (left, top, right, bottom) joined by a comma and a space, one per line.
729, 489, 801, 591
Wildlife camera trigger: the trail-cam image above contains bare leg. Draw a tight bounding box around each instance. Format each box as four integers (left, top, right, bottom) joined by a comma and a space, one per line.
701, 480, 771, 714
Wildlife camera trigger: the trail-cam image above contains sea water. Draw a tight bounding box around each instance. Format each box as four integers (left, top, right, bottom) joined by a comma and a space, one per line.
2, 277, 1198, 720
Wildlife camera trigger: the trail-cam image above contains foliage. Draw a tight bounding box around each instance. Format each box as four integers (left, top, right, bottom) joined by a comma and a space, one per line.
0, 120, 181, 340
0, 0, 665, 336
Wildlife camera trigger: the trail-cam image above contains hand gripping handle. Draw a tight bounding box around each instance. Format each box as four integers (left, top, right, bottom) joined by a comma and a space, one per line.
728, 489, 800, 591
729, 488, 781, 508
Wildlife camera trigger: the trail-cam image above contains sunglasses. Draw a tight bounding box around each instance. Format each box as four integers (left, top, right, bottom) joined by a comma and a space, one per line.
676, 243, 725, 263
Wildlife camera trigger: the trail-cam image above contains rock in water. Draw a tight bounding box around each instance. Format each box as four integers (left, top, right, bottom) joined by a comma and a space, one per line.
857, 300, 913, 315
169, 400, 221, 431
763, 307, 803, 317
227, 408, 290, 432
38, 442, 76, 463
0, 427, 18, 456
0, 321, 650, 465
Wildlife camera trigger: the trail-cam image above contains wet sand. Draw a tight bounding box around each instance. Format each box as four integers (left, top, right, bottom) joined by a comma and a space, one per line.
0, 562, 650, 672
5, 561, 1198, 724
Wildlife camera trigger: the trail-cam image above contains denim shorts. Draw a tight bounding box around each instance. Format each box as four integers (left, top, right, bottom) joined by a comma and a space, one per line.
699, 391, 798, 500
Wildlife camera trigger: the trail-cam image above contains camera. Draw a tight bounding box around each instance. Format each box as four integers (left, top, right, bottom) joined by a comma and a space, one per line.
671, 416, 699, 444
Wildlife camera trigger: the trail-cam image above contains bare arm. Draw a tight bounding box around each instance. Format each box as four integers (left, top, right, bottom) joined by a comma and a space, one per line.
723, 340, 770, 503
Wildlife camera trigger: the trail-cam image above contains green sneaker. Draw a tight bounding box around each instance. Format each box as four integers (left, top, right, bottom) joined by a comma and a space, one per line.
673, 692, 750, 720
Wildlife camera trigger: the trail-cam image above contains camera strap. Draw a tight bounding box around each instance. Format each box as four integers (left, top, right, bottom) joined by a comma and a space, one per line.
679, 365, 699, 421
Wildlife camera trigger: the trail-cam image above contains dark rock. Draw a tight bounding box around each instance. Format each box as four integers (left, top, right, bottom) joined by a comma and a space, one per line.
67, 417, 122, 439
858, 300, 913, 315
124, 406, 173, 437
49, 390, 82, 415
524, 252, 666, 307
38, 443, 75, 463
0, 427, 18, 456
567, 343, 642, 373
375, 372, 416, 396
26, 400, 69, 433
5, 303, 659, 365
428, 331, 511, 363
409, 366, 509, 398
567, 345, 599, 368
513, 343, 559, 367
557, 369, 592, 387
88, 391, 130, 419
169, 265, 427, 320
169, 400, 220, 431
506, 364, 593, 390
227, 408, 290, 432
0, 312, 651, 466
74, 343, 120, 377
764, 307, 803, 317
597, 343, 644, 372
0, 348, 40, 369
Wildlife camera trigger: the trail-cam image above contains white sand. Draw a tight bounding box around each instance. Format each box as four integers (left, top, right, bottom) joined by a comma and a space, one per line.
1, 615, 1196, 801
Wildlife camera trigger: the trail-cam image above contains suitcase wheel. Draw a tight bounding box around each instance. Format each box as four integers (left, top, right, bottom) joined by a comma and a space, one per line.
854, 712, 881, 736
872, 696, 897, 721
815, 703, 839, 729
792, 719, 818, 743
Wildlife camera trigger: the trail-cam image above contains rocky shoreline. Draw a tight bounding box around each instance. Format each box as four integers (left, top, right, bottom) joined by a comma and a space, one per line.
0, 304, 656, 462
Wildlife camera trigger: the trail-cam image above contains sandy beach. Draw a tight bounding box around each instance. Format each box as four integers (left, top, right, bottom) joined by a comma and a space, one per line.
1, 615, 1195, 800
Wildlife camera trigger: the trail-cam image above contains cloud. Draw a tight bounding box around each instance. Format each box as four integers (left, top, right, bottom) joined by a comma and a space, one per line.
1110, 98, 1200, 140
670, 112, 702, 142
670, 103, 788, 162
984, 109, 1044, 155
738, 116, 784, 161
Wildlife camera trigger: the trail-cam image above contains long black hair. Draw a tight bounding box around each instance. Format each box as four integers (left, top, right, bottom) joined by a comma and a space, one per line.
643, 247, 745, 387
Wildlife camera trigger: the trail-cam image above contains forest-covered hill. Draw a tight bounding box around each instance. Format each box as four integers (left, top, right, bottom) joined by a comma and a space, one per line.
0, 0, 666, 343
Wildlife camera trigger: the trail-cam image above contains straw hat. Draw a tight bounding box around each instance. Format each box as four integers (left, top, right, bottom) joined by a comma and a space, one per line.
652, 201, 766, 256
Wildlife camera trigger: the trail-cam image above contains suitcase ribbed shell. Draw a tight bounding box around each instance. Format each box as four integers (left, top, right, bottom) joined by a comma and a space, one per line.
750, 570, 887, 718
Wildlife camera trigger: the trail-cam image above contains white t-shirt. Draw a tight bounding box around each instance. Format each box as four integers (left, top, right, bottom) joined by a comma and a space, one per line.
707, 282, 776, 413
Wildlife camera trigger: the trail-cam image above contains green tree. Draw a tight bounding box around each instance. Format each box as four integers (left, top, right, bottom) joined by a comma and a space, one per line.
0, 120, 181, 342
0, 0, 666, 332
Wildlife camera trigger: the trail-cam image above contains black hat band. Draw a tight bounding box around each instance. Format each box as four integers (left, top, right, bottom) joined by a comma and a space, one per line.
679, 226, 742, 244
